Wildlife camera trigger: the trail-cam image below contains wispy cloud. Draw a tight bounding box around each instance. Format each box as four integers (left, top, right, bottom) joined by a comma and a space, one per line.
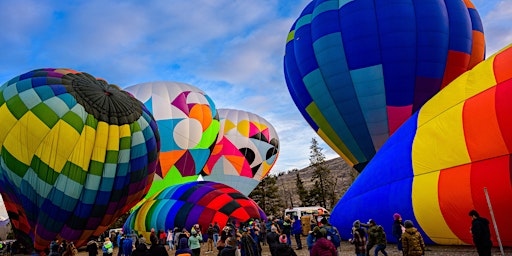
480, 1, 512, 55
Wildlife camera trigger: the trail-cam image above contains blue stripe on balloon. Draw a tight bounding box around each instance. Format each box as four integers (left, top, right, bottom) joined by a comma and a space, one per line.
445, 0, 472, 54
414, 0, 449, 79
340, 0, 381, 70
376, 0, 416, 107
468, 8, 483, 33
349, 65, 385, 157
311, 8, 370, 163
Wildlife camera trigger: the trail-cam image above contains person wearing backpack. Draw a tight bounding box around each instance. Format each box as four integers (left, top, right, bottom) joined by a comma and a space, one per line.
321, 218, 341, 250
367, 219, 388, 256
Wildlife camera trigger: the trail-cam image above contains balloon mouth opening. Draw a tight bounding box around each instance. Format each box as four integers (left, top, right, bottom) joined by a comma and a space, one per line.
65, 72, 142, 125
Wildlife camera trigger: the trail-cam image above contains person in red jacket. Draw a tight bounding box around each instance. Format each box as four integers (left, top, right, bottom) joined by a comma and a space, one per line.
311, 229, 337, 256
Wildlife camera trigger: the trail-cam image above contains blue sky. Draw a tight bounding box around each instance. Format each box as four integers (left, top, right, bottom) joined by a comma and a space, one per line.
0, 0, 511, 180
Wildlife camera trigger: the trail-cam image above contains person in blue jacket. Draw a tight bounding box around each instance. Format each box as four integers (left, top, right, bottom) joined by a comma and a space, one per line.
291, 216, 303, 250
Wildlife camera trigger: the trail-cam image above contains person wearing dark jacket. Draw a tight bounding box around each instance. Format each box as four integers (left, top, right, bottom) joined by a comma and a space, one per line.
266, 226, 280, 256
274, 235, 297, 256
391, 213, 404, 252
310, 230, 337, 256
469, 210, 493, 256
220, 237, 237, 256
131, 243, 148, 256
148, 236, 168, 256
401, 220, 425, 256
86, 240, 99, 256
174, 237, 193, 256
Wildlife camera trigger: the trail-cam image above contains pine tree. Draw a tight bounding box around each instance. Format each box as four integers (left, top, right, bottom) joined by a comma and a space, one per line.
249, 175, 284, 216
295, 172, 308, 206
309, 138, 332, 209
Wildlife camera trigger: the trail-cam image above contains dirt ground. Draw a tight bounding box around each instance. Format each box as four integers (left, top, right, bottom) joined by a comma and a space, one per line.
71, 237, 511, 256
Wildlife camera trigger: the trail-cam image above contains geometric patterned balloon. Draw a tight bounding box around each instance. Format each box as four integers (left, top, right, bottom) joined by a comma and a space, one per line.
123, 181, 266, 240
331, 43, 512, 246
202, 109, 279, 195
0, 68, 160, 252
125, 82, 220, 198
284, 0, 485, 171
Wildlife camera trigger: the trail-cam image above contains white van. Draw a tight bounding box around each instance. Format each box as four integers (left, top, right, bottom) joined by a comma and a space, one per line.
284, 206, 330, 218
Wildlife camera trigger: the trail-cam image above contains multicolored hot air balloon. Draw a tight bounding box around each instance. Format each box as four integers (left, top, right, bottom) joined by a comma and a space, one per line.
0, 68, 160, 251
330, 43, 512, 246
125, 82, 220, 197
123, 181, 266, 239
284, 0, 485, 171
202, 109, 279, 195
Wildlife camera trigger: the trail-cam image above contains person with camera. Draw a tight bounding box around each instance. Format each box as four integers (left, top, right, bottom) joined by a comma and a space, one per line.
188, 227, 203, 256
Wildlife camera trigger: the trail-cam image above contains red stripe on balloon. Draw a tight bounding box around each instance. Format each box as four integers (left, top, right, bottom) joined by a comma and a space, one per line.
442, 50, 471, 89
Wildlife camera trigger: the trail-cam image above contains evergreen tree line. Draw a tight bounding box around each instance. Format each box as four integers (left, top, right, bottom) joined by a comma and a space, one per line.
250, 138, 352, 217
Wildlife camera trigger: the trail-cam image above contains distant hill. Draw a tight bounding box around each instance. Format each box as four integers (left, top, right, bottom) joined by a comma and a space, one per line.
274, 157, 358, 211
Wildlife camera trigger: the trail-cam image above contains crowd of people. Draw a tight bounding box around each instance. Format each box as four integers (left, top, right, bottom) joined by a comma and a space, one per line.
25, 208, 491, 256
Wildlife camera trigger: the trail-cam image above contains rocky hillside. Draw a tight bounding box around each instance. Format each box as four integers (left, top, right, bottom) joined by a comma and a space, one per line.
274, 157, 358, 211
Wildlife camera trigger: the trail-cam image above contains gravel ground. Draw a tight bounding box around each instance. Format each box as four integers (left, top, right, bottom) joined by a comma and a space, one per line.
69, 237, 511, 256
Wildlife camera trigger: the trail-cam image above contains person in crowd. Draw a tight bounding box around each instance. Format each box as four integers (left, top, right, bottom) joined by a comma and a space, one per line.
188, 228, 203, 256
62, 242, 78, 256
282, 216, 292, 246
259, 219, 267, 246
213, 221, 221, 248
306, 227, 319, 254
159, 229, 167, 246
349, 220, 367, 256
392, 213, 404, 252
131, 243, 148, 256
274, 234, 297, 256
117, 234, 125, 256
321, 218, 341, 250
86, 240, 99, 256
291, 215, 302, 250
401, 220, 425, 256
240, 226, 257, 256
138, 234, 146, 247
220, 237, 237, 256
148, 235, 167, 256
266, 226, 280, 256
174, 237, 193, 256
207, 223, 215, 253
49, 239, 60, 256
123, 234, 133, 256
368, 220, 388, 256
310, 228, 337, 256
217, 226, 230, 253
469, 210, 493, 256
249, 221, 261, 255
102, 238, 113, 256
149, 228, 157, 245
365, 219, 377, 256
167, 228, 175, 251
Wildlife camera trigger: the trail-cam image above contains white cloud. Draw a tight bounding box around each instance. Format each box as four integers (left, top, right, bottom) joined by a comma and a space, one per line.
481, 1, 512, 55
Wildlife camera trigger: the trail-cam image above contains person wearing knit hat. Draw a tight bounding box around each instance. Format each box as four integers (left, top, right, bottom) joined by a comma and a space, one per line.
275, 234, 298, 256
349, 220, 367, 256
401, 220, 425, 256
353, 220, 361, 229
392, 213, 405, 252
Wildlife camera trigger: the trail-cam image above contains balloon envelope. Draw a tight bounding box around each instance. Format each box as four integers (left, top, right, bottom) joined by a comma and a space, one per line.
125, 82, 220, 197
284, 0, 485, 171
202, 109, 279, 195
331, 44, 512, 246
123, 181, 266, 239
0, 68, 160, 251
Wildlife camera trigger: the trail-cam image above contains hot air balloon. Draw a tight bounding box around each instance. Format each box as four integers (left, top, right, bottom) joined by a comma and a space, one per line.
284, 0, 485, 171
124, 82, 220, 197
0, 68, 160, 251
123, 181, 266, 240
330, 43, 512, 246
202, 109, 279, 195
